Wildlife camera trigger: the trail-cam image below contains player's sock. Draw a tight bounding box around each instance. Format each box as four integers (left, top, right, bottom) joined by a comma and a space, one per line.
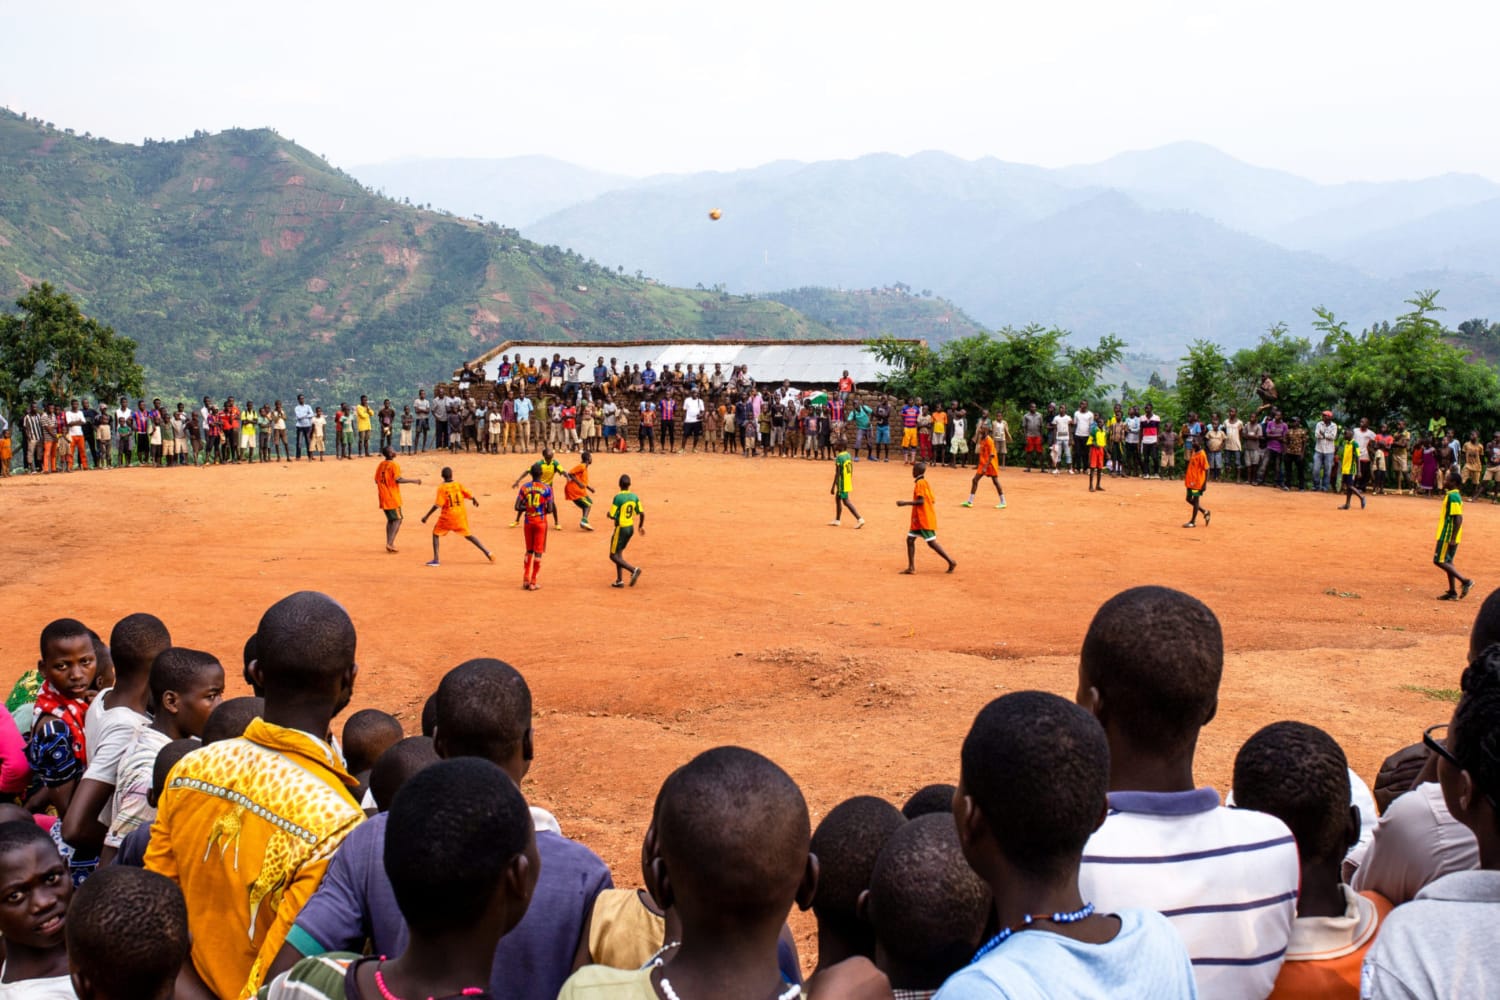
523, 553, 533, 583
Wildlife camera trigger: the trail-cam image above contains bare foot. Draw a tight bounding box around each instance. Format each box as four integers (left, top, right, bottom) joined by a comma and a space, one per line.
900, 568, 916, 575
947, 561, 958, 573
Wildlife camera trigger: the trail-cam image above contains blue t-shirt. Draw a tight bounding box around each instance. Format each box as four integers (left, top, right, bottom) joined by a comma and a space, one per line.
934, 909, 1197, 1000
289, 809, 612, 1000
641, 368, 657, 386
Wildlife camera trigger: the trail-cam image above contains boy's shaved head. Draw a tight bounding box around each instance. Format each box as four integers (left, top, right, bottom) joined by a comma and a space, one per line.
343, 709, 405, 777
254, 591, 356, 692
902, 784, 956, 820
1080, 586, 1223, 754
67, 866, 189, 1000
962, 691, 1108, 880
109, 614, 172, 681
1471, 586, 1500, 660
435, 659, 532, 763
868, 813, 990, 982
1233, 721, 1351, 863
39, 618, 91, 658
151, 739, 200, 807
420, 692, 439, 737
370, 736, 439, 812
202, 697, 265, 744
149, 648, 221, 705
658, 746, 810, 920
810, 796, 904, 930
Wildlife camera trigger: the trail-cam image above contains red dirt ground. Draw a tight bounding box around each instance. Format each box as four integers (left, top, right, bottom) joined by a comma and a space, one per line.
2, 452, 1489, 963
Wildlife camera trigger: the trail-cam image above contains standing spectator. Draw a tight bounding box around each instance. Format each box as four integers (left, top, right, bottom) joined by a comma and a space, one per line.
378, 399, 396, 451
293, 394, 315, 460
1265, 409, 1289, 490
1244, 413, 1264, 485
1284, 417, 1308, 491
1021, 402, 1045, 472
1354, 418, 1378, 491
411, 389, 431, 452
1140, 404, 1161, 478
1072, 400, 1094, 474
1313, 410, 1340, 491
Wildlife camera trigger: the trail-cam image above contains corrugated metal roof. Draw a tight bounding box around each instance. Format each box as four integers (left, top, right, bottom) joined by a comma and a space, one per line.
480, 342, 900, 386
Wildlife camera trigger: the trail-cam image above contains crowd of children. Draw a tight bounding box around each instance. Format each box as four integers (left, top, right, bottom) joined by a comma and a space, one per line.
1, 584, 1496, 999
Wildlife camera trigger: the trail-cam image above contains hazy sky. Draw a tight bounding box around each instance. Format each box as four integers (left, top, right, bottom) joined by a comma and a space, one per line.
5, 0, 1498, 182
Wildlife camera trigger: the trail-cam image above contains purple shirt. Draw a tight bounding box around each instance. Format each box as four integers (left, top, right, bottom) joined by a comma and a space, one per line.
1265, 419, 1287, 453
290, 811, 612, 1000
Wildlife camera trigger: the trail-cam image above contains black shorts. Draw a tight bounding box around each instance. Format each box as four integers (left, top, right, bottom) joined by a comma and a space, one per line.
684, 422, 702, 439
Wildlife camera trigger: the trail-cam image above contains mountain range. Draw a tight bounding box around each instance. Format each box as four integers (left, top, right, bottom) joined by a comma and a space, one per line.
359, 143, 1500, 353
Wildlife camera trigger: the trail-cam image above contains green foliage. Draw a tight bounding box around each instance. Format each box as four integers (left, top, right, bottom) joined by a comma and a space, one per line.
1175, 340, 1232, 418
870, 325, 1124, 414
0, 282, 143, 409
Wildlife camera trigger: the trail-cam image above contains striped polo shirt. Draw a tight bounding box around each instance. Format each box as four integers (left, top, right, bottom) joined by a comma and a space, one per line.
1078, 787, 1299, 1000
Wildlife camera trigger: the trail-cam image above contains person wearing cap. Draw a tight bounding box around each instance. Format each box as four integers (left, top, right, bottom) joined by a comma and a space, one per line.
1314, 410, 1340, 492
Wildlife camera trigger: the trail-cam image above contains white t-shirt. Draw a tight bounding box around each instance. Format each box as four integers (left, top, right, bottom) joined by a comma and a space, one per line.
81, 691, 151, 828
64, 411, 84, 438
683, 397, 704, 422
1223, 419, 1243, 449
1073, 409, 1094, 437
0, 973, 78, 998
1052, 414, 1073, 440
1353, 427, 1377, 458
1078, 787, 1299, 1000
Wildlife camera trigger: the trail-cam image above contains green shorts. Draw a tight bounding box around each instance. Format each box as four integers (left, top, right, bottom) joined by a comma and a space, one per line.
611, 525, 634, 555
908, 529, 937, 541
1435, 539, 1459, 564
1186, 488, 1205, 501
383, 507, 403, 522
836, 490, 849, 500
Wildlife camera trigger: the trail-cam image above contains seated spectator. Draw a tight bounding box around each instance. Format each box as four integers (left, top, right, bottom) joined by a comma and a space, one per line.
66, 865, 189, 1000
273, 658, 612, 1000
864, 813, 989, 999
805, 796, 906, 975
145, 592, 364, 1000
558, 746, 815, 1000
1075, 586, 1299, 999
366, 736, 437, 813
111, 738, 199, 869
1233, 722, 1391, 998
902, 783, 956, 819
24, 619, 98, 819
937, 691, 1196, 999
341, 708, 403, 804
265, 757, 537, 1000
1361, 646, 1500, 996
0, 819, 75, 997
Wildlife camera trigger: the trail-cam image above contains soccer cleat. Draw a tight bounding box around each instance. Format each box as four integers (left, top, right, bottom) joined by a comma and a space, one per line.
961, 501, 974, 508
509, 520, 519, 528
856, 518, 865, 529
580, 521, 594, 531
426, 560, 441, 567
995, 501, 1006, 509
1204, 510, 1212, 527
1182, 522, 1195, 528
1462, 579, 1475, 599
828, 520, 841, 526
1439, 592, 1458, 601
611, 580, 625, 588
630, 567, 642, 587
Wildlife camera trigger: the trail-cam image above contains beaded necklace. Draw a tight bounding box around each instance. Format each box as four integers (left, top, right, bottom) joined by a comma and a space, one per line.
970, 902, 1096, 963
371, 959, 487, 1000
655, 974, 799, 1000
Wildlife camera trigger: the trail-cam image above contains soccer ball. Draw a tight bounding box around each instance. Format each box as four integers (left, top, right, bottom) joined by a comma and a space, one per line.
708, 208, 723, 221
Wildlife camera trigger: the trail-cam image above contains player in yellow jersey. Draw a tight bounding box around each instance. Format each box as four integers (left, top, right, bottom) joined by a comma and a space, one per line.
1434, 469, 1474, 601
510, 447, 573, 529
607, 474, 645, 588
420, 466, 494, 567
829, 438, 865, 528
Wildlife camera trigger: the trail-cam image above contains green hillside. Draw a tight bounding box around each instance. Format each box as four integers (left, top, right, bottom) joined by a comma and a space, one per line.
760, 285, 985, 344
0, 110, 835, 402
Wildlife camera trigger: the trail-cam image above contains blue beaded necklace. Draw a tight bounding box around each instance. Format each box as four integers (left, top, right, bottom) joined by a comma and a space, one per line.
971, 902, 1096, 963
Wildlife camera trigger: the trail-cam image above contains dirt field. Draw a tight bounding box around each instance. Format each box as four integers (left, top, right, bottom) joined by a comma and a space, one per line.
2, 450, 1489, 963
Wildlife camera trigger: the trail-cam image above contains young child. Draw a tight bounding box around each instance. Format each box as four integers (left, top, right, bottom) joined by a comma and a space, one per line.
1086, 421, 1107, 493
1434, 469, 1475, 601
608, 475, 645, 589
25, 619, 98, 818
829, 439, 866, 528
1159, 424, 1178, 478
102, 647, 224, 864
1233, 722, 1391, 998
566, 451, 598, 531
558, 747, 815, 1000
66, 865, 190, 1000
902, 784, 957, 819
805, 796, 906, 975
0, 820, 76, 997
1075, 587, 1299, 998
420, 466, 495, 567
962, 427, 1006, 510
366, 736, 438, 814
865, 813, 990, 999
898, 463, 956, 574
1182, 439, 1211, 528
938, 691, 1196, 999
111, 738, 199, 868
341, 708, 403, 804
264, 758, 538, 1000
1338, 427, 1366, 510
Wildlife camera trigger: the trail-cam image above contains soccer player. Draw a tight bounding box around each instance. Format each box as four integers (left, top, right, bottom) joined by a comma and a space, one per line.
1087, 420, 1108, 492
900, 398, 921, 464
1183, 438, 1211, 528
829, 439, 865, 528
511, 449, 566, 529
1337, 427, 1366, 510
897, 462, 956, 574
515, 462, 554, 591
607, 474, 645, 588
420, 467, 494, 567
963, 425, 1006, 509
565, 451, 598, 530
1435, 469, 1474, 601
374, 446, 421, 553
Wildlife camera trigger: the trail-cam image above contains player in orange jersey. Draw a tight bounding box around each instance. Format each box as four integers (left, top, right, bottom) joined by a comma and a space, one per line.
962, 425, 1007, 509
1183, 438, 1212, 528
897, 461, 956, 574
564, 451, 598, 531
374, 446, 422, 553
420, 467, 494, 566
514, 462, 555, 590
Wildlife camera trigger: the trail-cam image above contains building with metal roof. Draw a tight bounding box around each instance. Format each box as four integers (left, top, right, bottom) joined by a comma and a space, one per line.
467, 339, 919, 387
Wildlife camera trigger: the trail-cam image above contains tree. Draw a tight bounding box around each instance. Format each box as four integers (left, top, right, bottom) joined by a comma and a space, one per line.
0, 283, 144, 410
1175, 340, 1231, 418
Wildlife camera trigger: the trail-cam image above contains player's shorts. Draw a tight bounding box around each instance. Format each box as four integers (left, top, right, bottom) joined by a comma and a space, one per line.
684, 421, 702, 439
950, 437, 968, 455
836, 490, 849, 500
876, 426, 891, 444
1024, 435, 1043, 453
572, 496, 592, 509
383, 507, 403, 522
432, 518, 469, 537
523, 520, 548, 554
979, 461, 999, 478
1089, 446, 1105, 469
907, 529, 937, 541
611, 525, 634, 555
901, 428, 918, 448
1186, 488, 1204, 501
1435, 539, 1458, 564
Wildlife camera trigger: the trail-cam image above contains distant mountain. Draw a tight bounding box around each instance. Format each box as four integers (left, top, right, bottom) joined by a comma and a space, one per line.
522, 147, 1500, 353
349, 155, 634, 229
0, 111, 834, 402
759, 286, 987, 343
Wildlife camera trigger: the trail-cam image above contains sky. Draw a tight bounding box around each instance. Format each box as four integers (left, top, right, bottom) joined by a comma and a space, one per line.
4, 0, 1499, 183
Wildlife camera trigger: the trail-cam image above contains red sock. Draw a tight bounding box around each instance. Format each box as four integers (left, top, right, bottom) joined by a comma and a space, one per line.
523, 553, 533, 583
530, 558, 542, 584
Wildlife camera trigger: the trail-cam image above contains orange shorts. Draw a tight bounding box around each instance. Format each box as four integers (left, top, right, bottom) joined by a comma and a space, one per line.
432, 516, 470, 537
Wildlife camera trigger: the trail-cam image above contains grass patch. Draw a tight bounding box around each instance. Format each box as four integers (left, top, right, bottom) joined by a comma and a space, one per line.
1400, 684, 1462, 704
